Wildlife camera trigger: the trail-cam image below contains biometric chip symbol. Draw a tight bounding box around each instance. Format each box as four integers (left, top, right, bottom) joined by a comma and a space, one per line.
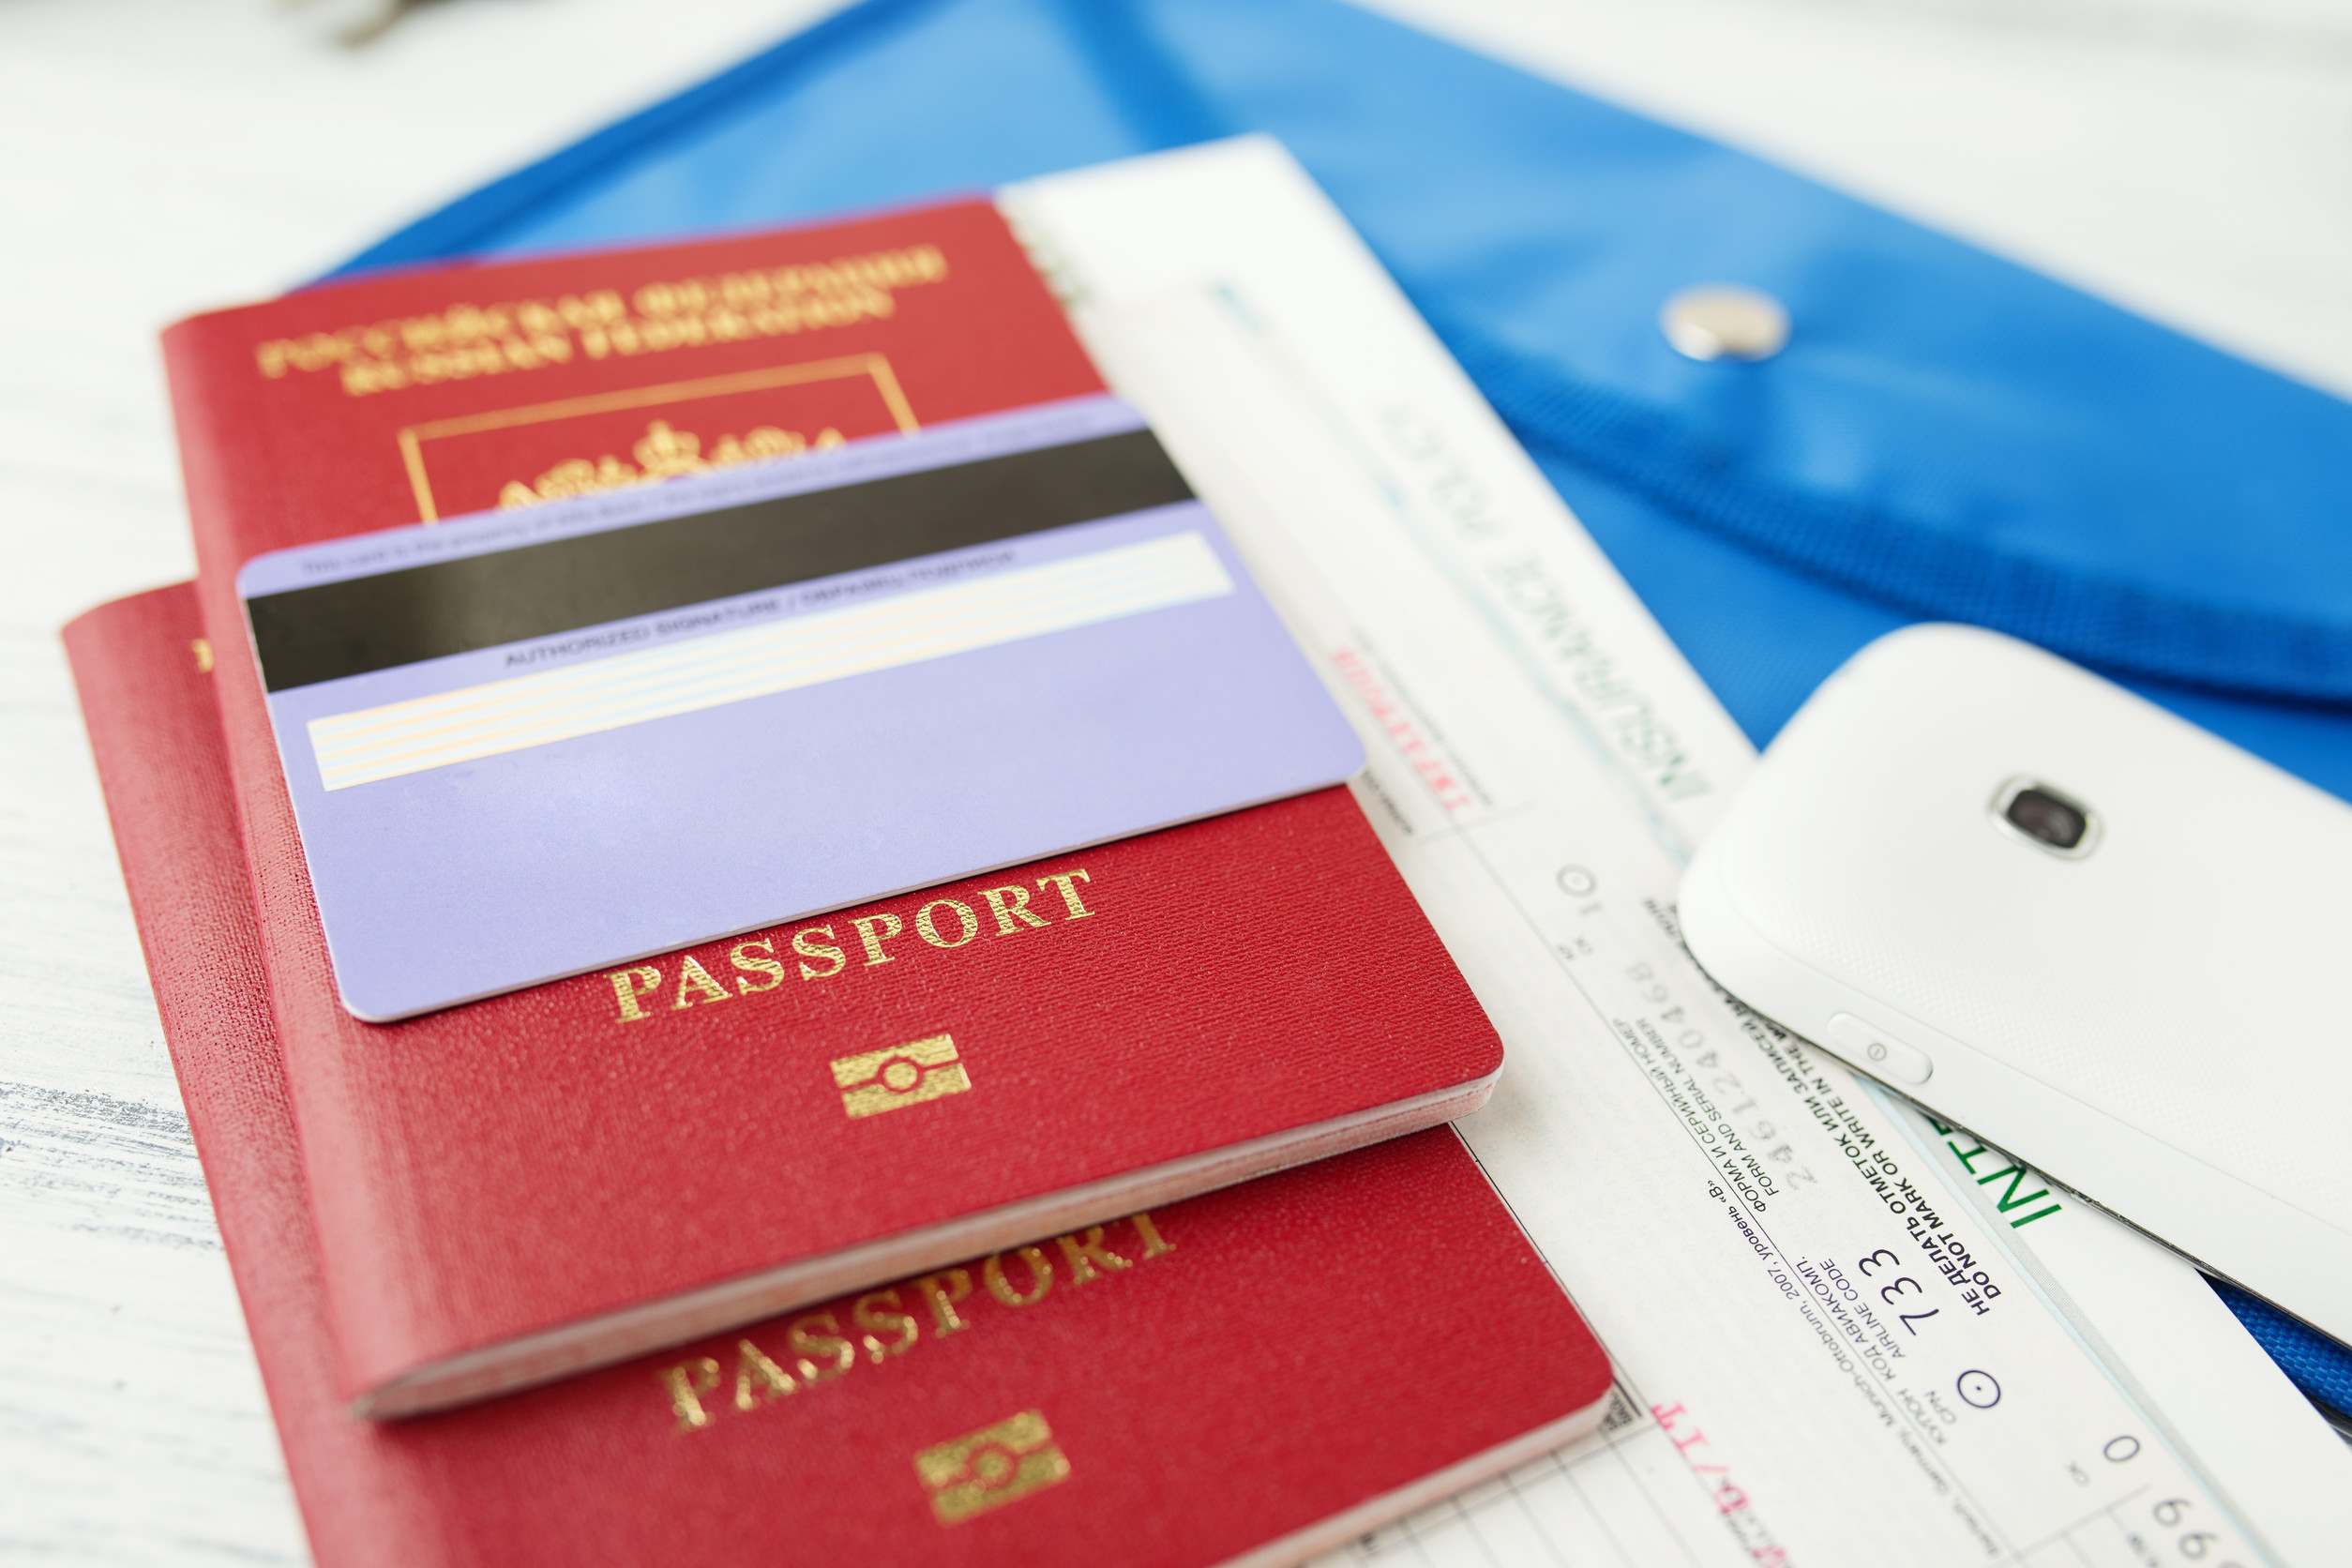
831, 1033, 971, 1118
912, 1409, 1070, 1524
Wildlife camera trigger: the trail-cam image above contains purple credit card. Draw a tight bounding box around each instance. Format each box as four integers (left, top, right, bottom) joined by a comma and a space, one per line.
237, 396, 1363, 1020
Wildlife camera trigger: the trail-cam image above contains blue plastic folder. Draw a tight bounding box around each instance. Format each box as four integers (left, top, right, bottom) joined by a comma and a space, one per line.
328, 0, 2352, 1412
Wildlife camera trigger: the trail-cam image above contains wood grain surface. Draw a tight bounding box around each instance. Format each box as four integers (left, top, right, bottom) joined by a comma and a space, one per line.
6, 0, 2347, 1560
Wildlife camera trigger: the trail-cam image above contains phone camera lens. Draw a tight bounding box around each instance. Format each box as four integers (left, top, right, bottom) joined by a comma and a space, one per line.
2004, 787, 2087, 851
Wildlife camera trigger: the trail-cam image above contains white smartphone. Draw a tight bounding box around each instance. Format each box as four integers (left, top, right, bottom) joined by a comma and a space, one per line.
1681, 623, 2352, 1348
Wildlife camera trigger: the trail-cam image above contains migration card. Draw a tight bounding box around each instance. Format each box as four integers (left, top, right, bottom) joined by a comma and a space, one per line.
237, 394, 1362, 1019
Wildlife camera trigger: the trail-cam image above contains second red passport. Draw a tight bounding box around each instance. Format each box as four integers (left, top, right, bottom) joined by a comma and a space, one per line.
161, 204, 1506, 1415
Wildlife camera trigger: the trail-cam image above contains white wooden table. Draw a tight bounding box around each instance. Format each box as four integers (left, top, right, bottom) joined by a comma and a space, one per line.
6, 0, 2348, 1559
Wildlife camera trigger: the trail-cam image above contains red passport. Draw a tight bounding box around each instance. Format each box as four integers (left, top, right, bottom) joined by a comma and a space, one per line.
161, 204, 1505, 1414
67, 582, 1613, 1568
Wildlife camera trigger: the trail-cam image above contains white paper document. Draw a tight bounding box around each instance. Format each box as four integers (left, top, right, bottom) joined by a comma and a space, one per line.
1007, 139, 2352, 1568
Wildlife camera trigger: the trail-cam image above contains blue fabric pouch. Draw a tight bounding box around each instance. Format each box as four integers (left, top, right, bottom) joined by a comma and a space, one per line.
331, 0, 2352, 1415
